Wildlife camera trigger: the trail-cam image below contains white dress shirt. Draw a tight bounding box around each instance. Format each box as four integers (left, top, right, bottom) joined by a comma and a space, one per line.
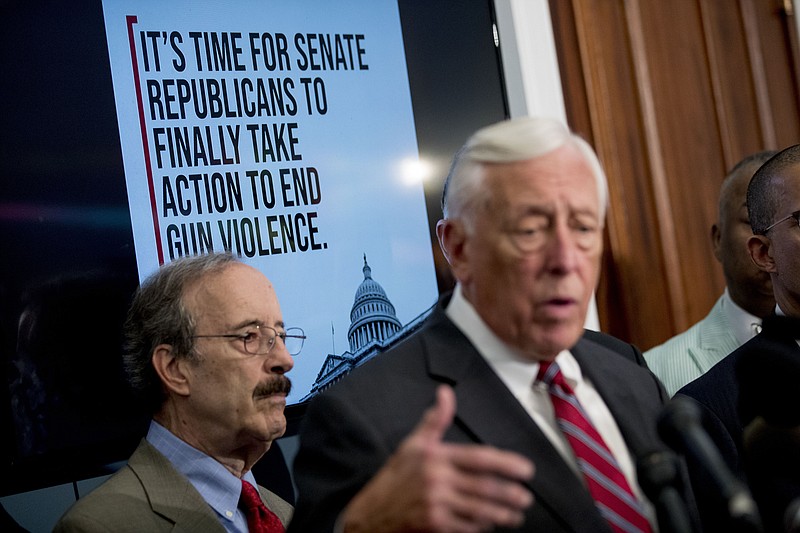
445, 285, 651, 513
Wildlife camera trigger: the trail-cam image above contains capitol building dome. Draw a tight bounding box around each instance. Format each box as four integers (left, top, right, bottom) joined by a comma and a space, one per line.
347, 255, 402, 352
303, 254, 432, 400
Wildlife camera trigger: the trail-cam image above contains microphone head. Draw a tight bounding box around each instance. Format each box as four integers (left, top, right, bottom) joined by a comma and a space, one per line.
656, 395, 703, 452
659, 395, 764, 529
785, 497, 800, 533
743, 417, 800, 532
636, 450, 682, 500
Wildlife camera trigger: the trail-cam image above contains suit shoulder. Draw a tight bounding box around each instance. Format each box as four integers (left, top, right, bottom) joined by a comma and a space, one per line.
643, 297, 733, 360
643, 324, 701, 360
675, 346, 742, 402
582, 329, 645, 365
54, 466, 153, 532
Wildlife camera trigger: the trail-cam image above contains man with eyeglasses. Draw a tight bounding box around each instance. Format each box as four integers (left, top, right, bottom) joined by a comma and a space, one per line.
55, 253, 301, 532
290, 117, 696, 533
677, 144, 800, 532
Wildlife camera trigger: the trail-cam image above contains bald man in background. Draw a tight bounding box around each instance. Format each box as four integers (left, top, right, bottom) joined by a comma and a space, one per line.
645, 151, 776, 396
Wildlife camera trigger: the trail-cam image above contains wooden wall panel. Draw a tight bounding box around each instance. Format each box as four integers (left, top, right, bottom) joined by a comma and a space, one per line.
636, 1, 727, 326
752, 0, 800, 142
572, 0, 679, 348
549, 0, 800, 350
699, 1, 769, 163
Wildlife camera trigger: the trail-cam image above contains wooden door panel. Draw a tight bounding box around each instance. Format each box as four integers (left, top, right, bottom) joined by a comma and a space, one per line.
549, 0, 800, 349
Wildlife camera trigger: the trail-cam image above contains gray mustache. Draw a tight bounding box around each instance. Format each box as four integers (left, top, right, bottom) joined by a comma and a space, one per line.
254, 376, 292, 398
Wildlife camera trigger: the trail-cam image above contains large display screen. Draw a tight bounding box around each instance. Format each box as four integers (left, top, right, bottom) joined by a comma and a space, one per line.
100, 0, 439, 407
0, 0, 507, 494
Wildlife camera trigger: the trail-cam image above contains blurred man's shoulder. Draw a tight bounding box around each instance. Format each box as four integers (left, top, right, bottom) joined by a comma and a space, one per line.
582, 328, 639, 357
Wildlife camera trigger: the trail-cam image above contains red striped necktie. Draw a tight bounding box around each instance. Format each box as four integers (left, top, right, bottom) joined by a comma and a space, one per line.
537, 361, 652, 533
239, 480, 285, 533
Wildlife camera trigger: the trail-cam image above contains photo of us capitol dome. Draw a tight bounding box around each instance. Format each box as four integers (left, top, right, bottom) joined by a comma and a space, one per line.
302, 254, 433, 400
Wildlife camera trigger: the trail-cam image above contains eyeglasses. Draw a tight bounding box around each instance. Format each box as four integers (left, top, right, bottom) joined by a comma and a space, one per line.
193, 325, 306, 356
505, 223, 602, 253
763, 210, 800, 234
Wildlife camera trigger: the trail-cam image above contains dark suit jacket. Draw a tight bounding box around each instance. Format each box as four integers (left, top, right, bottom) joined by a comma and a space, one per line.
290, 298, 682, 533
676, 315, 800, 532
54, 439, 293, 532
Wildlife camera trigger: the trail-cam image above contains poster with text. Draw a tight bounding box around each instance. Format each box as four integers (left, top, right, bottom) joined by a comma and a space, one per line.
101, 0, 439, 403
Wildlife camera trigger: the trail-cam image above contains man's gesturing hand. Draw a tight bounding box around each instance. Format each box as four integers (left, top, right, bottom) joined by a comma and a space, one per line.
342, 385, 535, 533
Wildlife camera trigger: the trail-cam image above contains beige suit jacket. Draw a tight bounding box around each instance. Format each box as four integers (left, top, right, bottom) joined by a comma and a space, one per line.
54, 439, 292, 532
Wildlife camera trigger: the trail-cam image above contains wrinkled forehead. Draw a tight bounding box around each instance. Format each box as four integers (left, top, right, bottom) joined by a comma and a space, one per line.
480, 146, 602, 214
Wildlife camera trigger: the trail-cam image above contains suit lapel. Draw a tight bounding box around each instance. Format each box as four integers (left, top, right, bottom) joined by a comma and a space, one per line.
127, 440, 227, 532
423, 312, 608, 532
689, 299, 740, 372
572, 338, 661, 459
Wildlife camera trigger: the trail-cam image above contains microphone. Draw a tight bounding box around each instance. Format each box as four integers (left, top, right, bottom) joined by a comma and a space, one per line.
736, 322, 800, 532
636, 450, 694, 533
657, 395, 762, 532
785, 497, 800, 533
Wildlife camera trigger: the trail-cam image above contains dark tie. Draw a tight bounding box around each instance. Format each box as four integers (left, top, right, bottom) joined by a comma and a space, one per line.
537, 361, 651, 533
239, 480, 285, 533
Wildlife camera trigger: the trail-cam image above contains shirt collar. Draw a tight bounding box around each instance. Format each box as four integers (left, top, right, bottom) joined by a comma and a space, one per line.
445, 284, 583, 388
147, 421, 256, 525
722, 287, 763, 344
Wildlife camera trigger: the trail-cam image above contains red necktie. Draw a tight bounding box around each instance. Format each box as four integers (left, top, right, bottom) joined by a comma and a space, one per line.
239, 480, 285, 533
538, 361, 651, 533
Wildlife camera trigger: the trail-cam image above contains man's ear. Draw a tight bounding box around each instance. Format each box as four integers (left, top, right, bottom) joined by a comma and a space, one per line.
435, 219, 452, 263
151, 344, 192, 397
711, 223, 722, 262
747, 235, 776, 273
436, 219, 469, 282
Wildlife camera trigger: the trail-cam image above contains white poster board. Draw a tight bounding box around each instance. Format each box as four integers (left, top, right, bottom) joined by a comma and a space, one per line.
101, 0, 439, 402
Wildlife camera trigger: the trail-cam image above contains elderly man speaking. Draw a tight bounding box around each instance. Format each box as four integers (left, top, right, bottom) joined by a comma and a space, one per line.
290, 117, 694, 533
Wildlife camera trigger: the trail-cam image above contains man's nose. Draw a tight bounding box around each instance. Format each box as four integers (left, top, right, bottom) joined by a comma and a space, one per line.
268, 341, 294, 373
544, 224, 579, 274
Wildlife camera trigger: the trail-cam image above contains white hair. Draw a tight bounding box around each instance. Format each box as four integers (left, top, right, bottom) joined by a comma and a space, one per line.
442, 116, 608, 225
